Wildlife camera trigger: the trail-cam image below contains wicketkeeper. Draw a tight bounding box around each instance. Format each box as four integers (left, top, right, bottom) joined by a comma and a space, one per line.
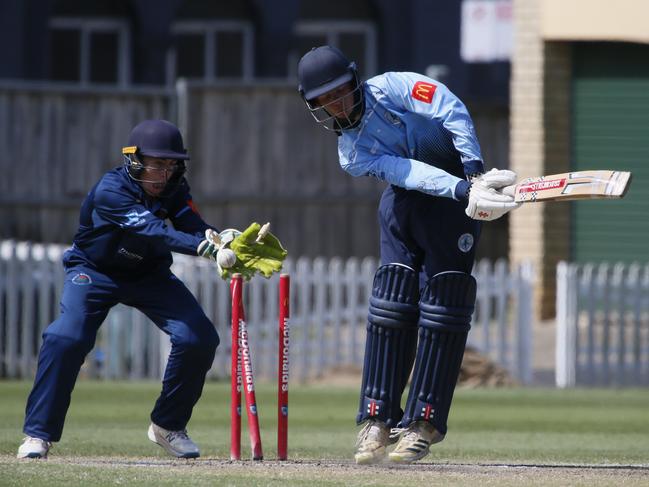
17, 119, 287, 460
297, 46, 518, 464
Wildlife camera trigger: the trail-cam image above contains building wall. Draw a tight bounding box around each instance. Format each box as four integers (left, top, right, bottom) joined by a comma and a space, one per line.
511, 0, 573, 318
541, 0, 649, 43
512, 0, 649, 318
0, 1, 509, 100
510, 0, 546, 316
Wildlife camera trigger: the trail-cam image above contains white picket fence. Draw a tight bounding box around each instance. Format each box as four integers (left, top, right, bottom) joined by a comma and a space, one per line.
556, 261, 649, 387
0, 240, 534, 383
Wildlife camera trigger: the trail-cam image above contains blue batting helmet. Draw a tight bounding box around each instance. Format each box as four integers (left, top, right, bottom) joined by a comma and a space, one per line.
297, 46, 364, 131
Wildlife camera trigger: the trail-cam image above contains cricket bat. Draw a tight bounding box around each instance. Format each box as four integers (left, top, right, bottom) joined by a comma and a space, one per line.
503, 170, 632, 203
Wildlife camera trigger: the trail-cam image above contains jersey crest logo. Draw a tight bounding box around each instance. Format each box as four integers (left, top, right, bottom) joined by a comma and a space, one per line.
71, 272, 92, 285
411, 81, 437, 103
458, 233, 474, 253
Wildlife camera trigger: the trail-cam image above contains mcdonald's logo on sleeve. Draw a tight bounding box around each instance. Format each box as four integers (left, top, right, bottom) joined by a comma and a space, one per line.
411, 81, 437, 104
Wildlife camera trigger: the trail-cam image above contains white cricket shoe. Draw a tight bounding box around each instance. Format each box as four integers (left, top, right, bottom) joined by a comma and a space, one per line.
388, 421, 444, 463
17, 436, 51, 459
354, 419, 392, 464
147, 423, 200, 458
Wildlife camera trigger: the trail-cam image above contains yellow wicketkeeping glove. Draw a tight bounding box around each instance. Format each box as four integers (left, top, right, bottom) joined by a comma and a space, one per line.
219, 222, 288, 280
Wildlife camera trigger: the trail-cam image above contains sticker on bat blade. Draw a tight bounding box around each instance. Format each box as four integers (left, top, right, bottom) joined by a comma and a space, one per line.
517, 178, 566, 194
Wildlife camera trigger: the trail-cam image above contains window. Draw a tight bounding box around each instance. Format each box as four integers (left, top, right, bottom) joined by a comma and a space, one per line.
49, 17, 131, 85
291, 21, 377, 79
167, 21, 254, 84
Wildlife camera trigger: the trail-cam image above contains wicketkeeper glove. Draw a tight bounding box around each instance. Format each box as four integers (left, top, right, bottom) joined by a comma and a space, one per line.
197, 228, 240, 270
219, 222, 288, 280
197, 229, 222, 261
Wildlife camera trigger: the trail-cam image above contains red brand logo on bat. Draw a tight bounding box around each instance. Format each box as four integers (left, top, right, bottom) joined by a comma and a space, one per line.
518, 178, 566, 193
411, 81, 436, 103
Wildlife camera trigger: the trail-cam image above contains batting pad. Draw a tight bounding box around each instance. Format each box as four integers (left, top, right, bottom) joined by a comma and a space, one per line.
356, 264, 419, 427
400, 271, 476, 435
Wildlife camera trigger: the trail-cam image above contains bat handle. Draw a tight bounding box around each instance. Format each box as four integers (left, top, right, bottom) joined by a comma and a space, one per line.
502, 184, 516, 198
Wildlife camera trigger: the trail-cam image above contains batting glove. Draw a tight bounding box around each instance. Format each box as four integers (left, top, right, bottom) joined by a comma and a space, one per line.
473, 168, 518, 189
465, 180, 520, 221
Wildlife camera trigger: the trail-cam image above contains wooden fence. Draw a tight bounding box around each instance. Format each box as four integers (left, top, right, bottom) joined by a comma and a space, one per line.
0, 79, 509, 258
0, 81, 170, 242
556, 262, 649, 387
0, 240, 533, 383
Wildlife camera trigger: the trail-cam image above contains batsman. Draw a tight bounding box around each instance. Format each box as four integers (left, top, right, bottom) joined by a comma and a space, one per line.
297, 46, 519, 464
17, 119, 287, 459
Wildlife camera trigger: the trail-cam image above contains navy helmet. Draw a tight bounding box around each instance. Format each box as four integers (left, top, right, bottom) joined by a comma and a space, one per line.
297, 46, 364, 131
122, 120, 189, 197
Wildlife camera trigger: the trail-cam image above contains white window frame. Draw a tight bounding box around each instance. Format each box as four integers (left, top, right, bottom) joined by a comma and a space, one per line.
167, 20, 254, 85
49, 17, 131, 86
291, 21, 378, 78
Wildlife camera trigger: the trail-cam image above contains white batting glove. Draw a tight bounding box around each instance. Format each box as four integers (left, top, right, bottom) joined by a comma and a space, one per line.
473, 168, 518, 189
465, 181, 521, 221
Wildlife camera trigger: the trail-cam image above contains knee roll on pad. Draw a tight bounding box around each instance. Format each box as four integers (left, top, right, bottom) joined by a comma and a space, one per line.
401, 271, 476, 434
357, 264, 419, 427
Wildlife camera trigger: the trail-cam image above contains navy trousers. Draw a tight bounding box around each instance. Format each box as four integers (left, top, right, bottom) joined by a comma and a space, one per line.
23, 264, 219, 442
379, 185, 481, 285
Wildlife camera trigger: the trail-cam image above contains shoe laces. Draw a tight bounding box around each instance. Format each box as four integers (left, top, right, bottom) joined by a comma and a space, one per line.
391, 422, 432, 442
389, 427, 407, 442
165, 429, 190, 443
356, 420, 386, 447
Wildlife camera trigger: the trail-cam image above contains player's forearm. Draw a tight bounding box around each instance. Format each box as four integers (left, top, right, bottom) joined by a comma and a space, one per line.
94, 207, 202, 255
369, 154, 464, 199
128, 219, 203, 255
94, 189, 205, 254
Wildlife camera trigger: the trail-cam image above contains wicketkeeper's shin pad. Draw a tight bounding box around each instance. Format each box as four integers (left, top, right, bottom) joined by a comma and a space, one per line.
400, 271, 476, 435
357, 264, 419, 427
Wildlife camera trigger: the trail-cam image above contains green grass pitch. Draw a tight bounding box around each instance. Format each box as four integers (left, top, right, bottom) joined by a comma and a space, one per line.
1, 381, 648, 486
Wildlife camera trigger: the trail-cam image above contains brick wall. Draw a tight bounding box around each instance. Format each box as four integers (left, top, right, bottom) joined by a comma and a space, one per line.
510, 0, 572, 319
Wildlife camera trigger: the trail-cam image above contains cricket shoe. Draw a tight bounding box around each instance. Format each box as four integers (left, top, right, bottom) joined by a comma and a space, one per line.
17, 436, 51, 459
354, 419, 394, 464
147, 423, 200, 458
388, 421, 444, 463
